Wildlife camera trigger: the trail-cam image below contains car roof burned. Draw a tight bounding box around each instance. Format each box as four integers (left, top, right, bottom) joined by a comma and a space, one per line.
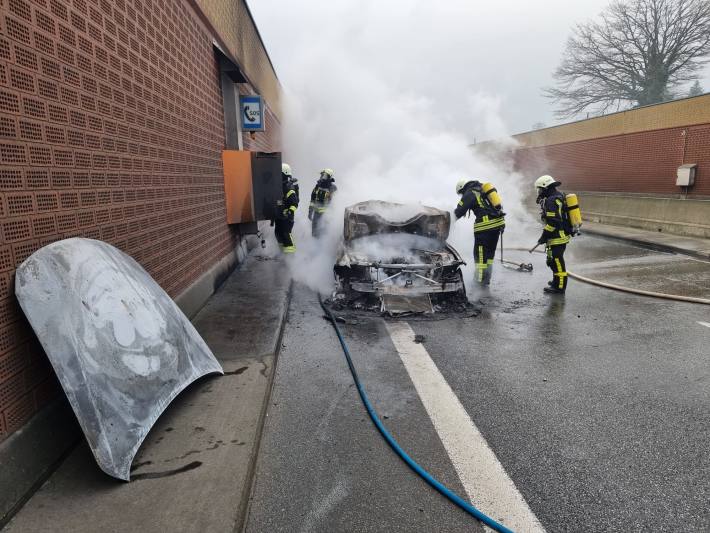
343, 200, 451, 242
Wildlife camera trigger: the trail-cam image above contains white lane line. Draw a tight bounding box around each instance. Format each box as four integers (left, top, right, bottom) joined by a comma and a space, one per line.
699, 321, 710, 328
385, 321, 545, 533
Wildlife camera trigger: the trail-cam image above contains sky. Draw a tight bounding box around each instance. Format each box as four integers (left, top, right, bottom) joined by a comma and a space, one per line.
249, 0, 710, 139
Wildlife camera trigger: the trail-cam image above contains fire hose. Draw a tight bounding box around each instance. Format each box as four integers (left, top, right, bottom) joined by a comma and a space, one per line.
318, 295, 515, 533
507, 246, 710, 306
318, 245, 708, 531
317, 240, 708, 532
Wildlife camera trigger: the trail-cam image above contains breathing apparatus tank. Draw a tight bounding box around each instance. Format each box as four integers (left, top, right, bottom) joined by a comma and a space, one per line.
481, 182, 502, 210
565, 193, 582, 234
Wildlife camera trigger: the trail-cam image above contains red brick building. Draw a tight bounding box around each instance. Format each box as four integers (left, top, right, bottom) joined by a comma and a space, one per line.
509, 94, 710, 237
0, 0, 281, 451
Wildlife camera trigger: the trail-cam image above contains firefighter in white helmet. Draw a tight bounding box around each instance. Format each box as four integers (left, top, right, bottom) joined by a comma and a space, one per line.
273, 163, 298, 253
535, 175, 570, 294
308, 168, 337, 237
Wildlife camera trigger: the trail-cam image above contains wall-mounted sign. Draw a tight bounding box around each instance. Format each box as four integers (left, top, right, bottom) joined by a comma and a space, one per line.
239, 95, 265, 132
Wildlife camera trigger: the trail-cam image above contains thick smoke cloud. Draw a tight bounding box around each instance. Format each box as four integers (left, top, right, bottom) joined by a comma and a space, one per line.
251, 1, 545, 293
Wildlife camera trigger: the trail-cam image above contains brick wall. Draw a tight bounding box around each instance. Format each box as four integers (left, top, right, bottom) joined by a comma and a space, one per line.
194, 0, 281, 119
0, 0, 280, 443
511, 96, 710, 199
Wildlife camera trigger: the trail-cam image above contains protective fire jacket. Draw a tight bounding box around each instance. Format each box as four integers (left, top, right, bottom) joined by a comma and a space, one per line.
454, 185, 505, 233
309, 181, 337, 215
281, 181, 299, 220
539, 189, 570, 246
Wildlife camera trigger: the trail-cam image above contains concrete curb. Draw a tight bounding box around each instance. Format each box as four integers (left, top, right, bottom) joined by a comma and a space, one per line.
583, 228, 710, 261
235, 281, 293, 533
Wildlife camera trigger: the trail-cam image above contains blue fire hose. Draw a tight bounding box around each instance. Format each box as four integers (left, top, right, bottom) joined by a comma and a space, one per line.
319, 295, 515, 533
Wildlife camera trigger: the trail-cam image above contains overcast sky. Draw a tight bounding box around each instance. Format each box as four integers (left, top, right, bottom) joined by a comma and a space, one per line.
249, 0, 710, 139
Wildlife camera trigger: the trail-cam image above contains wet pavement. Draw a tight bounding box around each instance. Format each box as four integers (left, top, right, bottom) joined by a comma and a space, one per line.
246, 235, 710, 532
567, 235, 710, 299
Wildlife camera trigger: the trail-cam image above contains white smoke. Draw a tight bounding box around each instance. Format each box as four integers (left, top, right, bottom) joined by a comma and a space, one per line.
253, 1, 541, 293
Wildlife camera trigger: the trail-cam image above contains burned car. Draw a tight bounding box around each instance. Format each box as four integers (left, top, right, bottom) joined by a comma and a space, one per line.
333, 201, 466, 313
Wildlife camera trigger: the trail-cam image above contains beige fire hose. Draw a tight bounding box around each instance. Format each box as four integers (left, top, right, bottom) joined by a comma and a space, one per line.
506, 247, 710, 306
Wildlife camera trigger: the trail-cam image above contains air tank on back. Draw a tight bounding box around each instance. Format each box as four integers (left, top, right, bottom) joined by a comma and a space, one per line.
565, 193, 582, 233
481, 182, 502, 210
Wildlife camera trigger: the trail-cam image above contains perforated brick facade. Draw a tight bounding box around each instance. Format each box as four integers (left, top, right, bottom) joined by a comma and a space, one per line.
511, 96, 710, 198
194, 0, 281, 118
0, 0, 281, 442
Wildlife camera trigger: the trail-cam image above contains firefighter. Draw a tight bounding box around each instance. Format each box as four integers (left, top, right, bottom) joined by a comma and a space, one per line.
454, 179, 505, 286
535, 175, 570, 294
308, 168, 337, 237
274, 163, 298, 253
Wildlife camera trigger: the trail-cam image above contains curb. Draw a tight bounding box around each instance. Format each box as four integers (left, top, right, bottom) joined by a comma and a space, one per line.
583, 228, 710, 261
235, 280, 293, 533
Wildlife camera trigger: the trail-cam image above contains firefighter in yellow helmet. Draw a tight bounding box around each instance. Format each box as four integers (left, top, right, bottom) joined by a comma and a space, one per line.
308, 168, 337, 237
274, 163, 298, 253
454, 179, 505, 286
535, 175, 570, 294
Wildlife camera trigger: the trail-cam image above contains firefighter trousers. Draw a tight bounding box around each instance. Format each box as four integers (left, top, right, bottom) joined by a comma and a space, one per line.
473, 228, 501, 285
274, 218, 295, 253
546, 243, 567, 291
311, 211, 325, 237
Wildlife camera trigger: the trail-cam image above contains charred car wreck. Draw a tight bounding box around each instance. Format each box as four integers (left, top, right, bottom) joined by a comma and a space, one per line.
333, 201, 467, 314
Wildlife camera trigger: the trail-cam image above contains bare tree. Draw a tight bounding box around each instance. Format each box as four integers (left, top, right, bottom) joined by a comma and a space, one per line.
545, 0, 710, 118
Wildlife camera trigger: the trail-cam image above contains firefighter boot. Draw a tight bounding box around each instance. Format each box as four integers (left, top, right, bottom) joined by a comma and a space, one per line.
543, 286, 565, 294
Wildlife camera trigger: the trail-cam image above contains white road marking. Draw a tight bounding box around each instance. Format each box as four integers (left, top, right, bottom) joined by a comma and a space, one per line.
385, 321, 545, 533
698, 321, 710, 328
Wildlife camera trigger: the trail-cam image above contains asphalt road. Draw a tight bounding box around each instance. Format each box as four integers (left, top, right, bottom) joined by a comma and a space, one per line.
245, 235, 710, 533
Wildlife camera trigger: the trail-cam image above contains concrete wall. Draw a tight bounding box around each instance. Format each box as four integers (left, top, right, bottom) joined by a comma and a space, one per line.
0, 0, 282, 505
579, 193, 710, 239
511, 94, 710, 200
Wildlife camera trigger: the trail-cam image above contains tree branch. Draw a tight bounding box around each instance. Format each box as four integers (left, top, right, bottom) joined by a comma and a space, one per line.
546, 0, 710, 117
